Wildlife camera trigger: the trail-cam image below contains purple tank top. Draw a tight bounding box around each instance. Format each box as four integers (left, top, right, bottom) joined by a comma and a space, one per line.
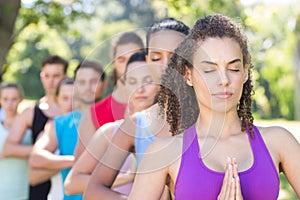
174, 124, 279, 200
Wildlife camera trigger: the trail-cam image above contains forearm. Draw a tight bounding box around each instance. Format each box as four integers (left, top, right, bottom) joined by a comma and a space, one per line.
30, 151, 74, 170
84, 184, 127, 200
64, 172, 90, 195
112, 172, 135, 188
3, 142, 32, 159
29, 167, 59, 186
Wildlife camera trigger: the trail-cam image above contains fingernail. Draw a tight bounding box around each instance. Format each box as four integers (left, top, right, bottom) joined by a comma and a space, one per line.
228, 164, 232, 170
231, 177, 235, 183
233, 157, 236, 164
227, 157, 230, 163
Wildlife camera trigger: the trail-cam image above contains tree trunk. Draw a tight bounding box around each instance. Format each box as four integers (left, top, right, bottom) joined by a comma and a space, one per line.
0, 0, 21, 82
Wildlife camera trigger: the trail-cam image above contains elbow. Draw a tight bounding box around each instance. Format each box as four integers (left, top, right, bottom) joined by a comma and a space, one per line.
29, 153, 44, 169
64, 176, 74, 195
2, 143, 13, 157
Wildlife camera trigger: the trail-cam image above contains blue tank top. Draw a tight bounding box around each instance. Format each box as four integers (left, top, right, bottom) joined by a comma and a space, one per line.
55, 110, 82, 200
174, 124, 279, 200
134, 111, 157, 166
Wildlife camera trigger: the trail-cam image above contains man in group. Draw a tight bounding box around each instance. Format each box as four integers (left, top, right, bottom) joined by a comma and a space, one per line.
74, 32, 144, 158
29, 60, 105, 200
3, 55, 68, 200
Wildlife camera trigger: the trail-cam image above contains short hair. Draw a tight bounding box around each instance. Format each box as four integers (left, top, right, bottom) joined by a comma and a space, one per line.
122, 51, 147, 83
111, 32, 144, 60
41, 55, 68, 74
55, 77, 74, 96
74, 60, 105, 81
0, 82, 24, 99
146, 17, 190, 53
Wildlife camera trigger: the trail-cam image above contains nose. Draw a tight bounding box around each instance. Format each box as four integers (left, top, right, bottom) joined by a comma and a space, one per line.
163, 52, 172, 66
136, 84, 145, 93
218, 69, 230, 87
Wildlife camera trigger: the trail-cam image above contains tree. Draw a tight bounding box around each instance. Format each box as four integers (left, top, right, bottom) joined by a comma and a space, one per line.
0, 0, 92, 82
0, 0, 20, 81
294, 12, 300, 120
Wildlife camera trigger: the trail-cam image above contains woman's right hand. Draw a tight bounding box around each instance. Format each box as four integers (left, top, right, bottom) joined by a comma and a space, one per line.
217, 157, 243, 200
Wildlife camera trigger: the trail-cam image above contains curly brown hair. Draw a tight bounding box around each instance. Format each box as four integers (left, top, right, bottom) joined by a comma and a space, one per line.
157, 14, 254, 136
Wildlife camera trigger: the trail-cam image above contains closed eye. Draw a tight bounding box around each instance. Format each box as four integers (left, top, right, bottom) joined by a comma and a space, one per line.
229, 69, 240, 72
204, 68, 216, 73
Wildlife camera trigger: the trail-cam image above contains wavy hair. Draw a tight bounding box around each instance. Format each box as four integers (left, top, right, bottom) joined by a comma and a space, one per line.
158, 14, 254, 136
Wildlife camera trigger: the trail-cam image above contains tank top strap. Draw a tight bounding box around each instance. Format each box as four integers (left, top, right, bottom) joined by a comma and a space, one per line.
134, 110, 156, 166
246, 125, 278, 173
182, 124, 198, 156
31, 103, 50, 143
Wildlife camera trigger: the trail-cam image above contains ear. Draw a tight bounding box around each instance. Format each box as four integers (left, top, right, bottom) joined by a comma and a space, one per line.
146, 54, 149, 63
40, 71, 44, 79
185, 66, 193, 86
244, 64, 249, 83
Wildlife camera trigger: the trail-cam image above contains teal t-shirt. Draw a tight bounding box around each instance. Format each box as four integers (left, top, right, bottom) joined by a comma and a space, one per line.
54, 110, 82, 200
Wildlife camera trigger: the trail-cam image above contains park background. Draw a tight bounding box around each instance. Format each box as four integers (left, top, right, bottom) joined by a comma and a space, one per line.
0, 0, 299, 199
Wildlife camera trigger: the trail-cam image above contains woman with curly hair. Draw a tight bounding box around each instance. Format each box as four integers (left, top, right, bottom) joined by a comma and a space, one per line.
128, 14, 300, 200
83, 18, 190, 200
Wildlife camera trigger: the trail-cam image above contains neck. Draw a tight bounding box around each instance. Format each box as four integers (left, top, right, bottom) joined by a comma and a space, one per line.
78, 102, 90, 111
112, 82, 128, 104
40, 94, 56, 104
196, 108, 242, 139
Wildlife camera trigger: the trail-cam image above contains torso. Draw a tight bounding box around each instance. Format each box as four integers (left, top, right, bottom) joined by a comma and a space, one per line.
170, 124, 280, 200
0, 123, 31, 199
90, 94, 127, 129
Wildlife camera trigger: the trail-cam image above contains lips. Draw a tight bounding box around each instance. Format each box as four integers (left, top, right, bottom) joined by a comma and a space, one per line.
212, 91, 233, 99
135, 96, 147, 101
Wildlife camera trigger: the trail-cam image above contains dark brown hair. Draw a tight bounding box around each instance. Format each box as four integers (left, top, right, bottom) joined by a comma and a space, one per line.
41, 55, 68, 74
158, 14, 254, 136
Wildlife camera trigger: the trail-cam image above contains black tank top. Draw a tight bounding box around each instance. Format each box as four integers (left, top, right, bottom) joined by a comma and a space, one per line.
29, 103, 52, 200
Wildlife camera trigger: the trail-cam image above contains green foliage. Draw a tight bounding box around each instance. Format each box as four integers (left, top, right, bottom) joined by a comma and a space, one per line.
164, 0, 246, 27
4, 22, 71, 99
246, 4, 297, 120
2, 0, 299, 119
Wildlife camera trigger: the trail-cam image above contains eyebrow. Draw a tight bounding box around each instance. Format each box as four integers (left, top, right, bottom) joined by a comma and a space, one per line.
200, 58, 241, 65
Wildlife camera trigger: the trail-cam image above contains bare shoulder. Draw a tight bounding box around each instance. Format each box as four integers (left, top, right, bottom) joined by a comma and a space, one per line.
93, 121, 119, 140
138, 135, 183, 173
257, 125, 297, 143
257, 125, 299, 156
17, 106, 35, 124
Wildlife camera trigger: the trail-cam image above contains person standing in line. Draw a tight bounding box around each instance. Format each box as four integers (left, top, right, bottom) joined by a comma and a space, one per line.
29, 61, 105, 200
83, 17, 189, 200
128, 14, 300, 200
64, 51, 158, 196
28, 77, 75, 200
0, 83, 31, 200
3, 55, 68, 200
74, 32, 144, 159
